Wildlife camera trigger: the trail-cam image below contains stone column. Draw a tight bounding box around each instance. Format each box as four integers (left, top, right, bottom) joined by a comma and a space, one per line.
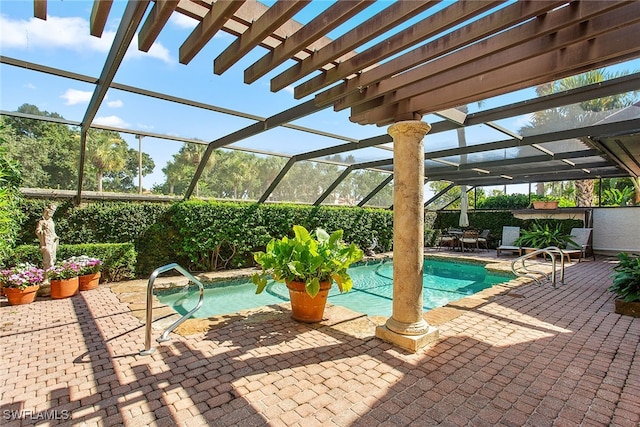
375, 120, 439, 352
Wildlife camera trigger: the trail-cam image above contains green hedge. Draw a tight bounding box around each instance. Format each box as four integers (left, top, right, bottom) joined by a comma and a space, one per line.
10, 243, 136, 282
17, 199, 169, 245
135, 201, 393, 275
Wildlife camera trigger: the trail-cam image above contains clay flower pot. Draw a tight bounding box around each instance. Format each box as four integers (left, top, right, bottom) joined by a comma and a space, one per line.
614, 299, 640, 317
286, 281, 332, 323
532, 200, 559, 209
50, 277, 79, 299
79, 272, 101, 291
4, 285, 40, 305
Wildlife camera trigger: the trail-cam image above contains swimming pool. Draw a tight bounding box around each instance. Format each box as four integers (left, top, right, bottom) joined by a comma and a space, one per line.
156, 258, 513, 318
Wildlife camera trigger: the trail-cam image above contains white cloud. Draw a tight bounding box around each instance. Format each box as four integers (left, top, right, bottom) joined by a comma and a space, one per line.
170, 13, 198, 30
129, 42, 172, 63
0, 15, 111, 53
93, 115, 129, 128
25, 83, 36, 90
61, 88, 93, 105
0, 14, 173, 64
283, 86, 295, 95
106, 99, 123, 108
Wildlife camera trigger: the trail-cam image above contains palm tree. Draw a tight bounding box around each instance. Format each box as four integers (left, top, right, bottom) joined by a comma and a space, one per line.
85, 130, 128, 192
521, 69, 639, 206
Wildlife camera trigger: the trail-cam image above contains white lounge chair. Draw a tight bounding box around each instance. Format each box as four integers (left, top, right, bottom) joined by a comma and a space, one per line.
562, 228, 595, 262
496, 226, 521, 257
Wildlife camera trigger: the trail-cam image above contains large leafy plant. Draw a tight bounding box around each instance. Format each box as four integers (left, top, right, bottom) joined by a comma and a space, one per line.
252, 225, 363, 298
609, 252, 640, 302
515, 222, 577, 249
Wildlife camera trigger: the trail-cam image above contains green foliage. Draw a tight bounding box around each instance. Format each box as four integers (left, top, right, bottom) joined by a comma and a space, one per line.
477, 194, 530, 209
515, 222, 577, 249
0, 122, 24, 265
11, 243, 136, 282
135, 201, 392, 276
251, 225, 363, 297
609, 253, 640, 302
602, 187, 634, 206
17, 199, 169, 245
5, 105, 154, 193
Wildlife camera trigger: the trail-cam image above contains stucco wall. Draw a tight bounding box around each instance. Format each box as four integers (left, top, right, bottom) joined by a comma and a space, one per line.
593, 207, 640, 255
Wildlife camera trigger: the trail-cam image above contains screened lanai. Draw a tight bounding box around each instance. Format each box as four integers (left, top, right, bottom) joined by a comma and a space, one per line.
1, 0, 639, 207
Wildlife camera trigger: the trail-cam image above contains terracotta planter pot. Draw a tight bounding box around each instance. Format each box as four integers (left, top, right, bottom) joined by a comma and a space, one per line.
532, 200, 559, 209
4, 285, 40, 305
50, 277, 79, 299
286, 281, 332, 323
614, 299, 640, 317
79, 272, 101, 291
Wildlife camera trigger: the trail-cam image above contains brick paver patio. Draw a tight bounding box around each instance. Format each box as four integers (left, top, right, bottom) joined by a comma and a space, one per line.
1, 254, 638, 426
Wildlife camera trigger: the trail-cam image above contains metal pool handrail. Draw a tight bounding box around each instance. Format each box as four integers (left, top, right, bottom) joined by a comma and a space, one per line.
511, 246, 566, 288
140, 263, 204, 356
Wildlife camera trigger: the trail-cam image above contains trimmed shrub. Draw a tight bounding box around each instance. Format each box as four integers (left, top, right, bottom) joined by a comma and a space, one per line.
135, 201, 393, 275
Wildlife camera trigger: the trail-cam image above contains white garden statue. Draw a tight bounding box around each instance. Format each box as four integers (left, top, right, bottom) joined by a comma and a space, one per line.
35, 203, 59, 295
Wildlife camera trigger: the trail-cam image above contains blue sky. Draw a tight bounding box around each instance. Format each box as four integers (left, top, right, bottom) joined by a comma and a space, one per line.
1, 1, 638, 196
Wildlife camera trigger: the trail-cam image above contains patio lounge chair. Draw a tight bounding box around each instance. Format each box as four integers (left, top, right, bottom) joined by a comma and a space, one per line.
496, 226, 521, 257
562, 228, 595, 262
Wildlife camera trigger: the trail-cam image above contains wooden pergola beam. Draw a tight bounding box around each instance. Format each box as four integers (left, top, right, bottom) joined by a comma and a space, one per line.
138, 0, 180, 52
214, 0, 310, 75
340, 1, 634, 113
269, 0, 438, 92
90, 0, 113, 37
34, 0, 47, 20
244, 0, 375, 84
352, 19, 640, 125
314, 0, 566, 107
293, 0, 504, 99
179, 0, 246, 65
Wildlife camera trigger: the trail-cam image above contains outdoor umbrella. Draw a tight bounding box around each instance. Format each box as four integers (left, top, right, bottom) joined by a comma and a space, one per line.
459, 185, 469, 228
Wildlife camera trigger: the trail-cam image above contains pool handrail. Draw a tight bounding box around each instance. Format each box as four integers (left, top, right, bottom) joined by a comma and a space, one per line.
140, 263, 204, 356
511, 246, 566, 288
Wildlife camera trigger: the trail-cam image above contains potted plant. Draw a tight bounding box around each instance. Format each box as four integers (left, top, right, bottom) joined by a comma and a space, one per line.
0, 264, 45, 305
47, 259, 82, 299
609, 252, 640, 317
252, 225, 363, 323
515, 222, 577, 251
69, 256, 103, 290
531, 196, 559, 210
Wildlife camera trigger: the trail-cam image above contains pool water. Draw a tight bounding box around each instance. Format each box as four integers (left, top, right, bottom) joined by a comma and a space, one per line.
156, 259, 512, 318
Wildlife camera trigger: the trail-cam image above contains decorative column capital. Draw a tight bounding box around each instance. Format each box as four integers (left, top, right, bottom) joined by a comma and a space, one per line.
388, 120, 432, 140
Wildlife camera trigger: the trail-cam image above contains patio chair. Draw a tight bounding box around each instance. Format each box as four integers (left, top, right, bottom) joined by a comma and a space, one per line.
437, 229, 457, 251
477, 229, 490, 251
460, 229, 480, 252
562, 228, 595, 262
496, 226, 521, 257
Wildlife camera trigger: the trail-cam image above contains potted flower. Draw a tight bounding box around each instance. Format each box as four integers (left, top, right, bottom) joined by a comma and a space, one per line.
68, 256, 103, 290
47, 259, 82, 299
609, 252, 640, 317
0, 264, 44, 305
251, 225, 363, 323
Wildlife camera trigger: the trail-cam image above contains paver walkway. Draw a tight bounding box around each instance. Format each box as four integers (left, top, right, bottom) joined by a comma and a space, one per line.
1, 255, 638, 426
